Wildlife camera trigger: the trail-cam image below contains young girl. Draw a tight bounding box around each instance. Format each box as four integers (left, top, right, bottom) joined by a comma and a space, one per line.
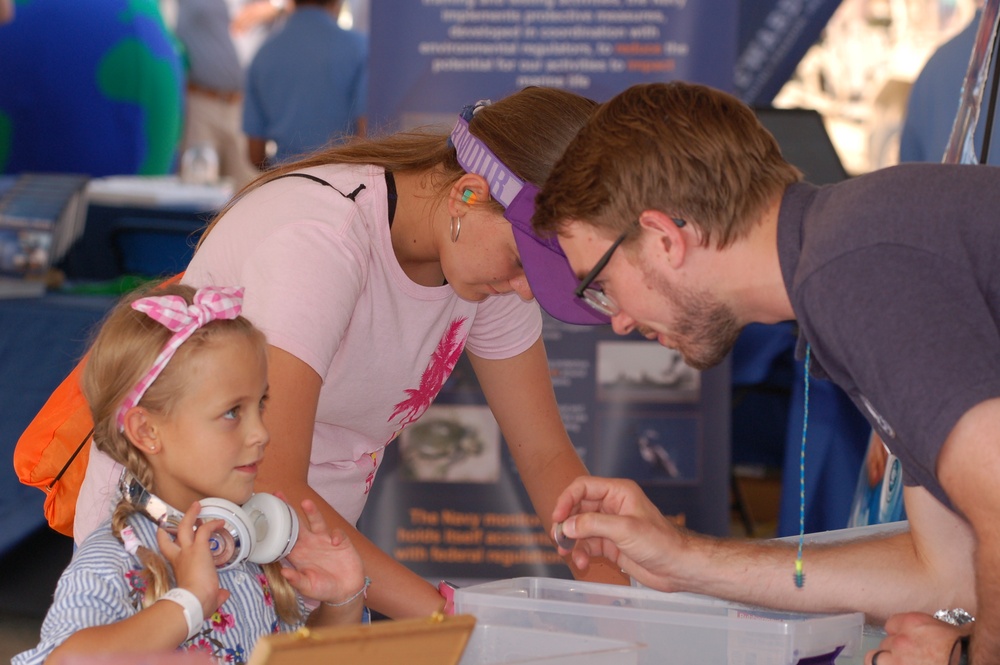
15, 284, 367, 665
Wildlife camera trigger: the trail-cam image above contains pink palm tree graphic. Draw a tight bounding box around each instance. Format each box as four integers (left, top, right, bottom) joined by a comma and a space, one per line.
363, 318, 468, 493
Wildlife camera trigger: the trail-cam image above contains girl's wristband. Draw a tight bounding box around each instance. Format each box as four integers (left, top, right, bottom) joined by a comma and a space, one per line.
159, 587, 204, 641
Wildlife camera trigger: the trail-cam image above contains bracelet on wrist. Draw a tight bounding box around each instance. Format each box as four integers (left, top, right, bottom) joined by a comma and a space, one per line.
158, 588, 204, 641
324, 576, 370, 608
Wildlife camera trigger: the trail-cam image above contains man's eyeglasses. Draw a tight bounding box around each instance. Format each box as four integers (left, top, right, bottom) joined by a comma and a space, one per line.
574, 218, 686, 317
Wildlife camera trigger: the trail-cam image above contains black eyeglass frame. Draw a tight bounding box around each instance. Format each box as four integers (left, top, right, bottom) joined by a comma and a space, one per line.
573, 218, 686, 316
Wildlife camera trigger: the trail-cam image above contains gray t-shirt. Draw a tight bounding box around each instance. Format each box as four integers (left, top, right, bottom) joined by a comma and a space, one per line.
777, 162, 1000, 514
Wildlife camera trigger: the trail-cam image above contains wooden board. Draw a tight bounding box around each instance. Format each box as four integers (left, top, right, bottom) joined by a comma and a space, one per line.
248, 614, 477, 665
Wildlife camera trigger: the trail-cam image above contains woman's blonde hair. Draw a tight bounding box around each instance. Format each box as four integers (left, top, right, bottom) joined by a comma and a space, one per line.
82, 282, 300, 623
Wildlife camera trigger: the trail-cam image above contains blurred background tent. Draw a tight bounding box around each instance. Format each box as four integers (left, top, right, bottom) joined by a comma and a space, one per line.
0, 0, 183, 176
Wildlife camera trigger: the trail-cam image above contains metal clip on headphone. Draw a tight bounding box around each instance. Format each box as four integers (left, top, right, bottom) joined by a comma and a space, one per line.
120, 471, 299, 571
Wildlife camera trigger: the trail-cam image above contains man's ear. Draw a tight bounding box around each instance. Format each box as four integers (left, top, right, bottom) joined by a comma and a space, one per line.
447, 174, 490, 217
638, 210, 689, 269
122, 408, 161, 456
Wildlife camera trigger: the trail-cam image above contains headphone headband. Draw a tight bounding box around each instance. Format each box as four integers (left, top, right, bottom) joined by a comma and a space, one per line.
120, 471, 183, 532
118, 470, 298, 570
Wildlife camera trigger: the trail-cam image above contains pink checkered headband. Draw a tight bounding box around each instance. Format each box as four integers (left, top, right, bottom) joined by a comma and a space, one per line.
115, 286, 246, 431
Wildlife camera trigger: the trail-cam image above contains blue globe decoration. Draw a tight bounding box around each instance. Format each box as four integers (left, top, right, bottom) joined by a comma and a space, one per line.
0, 0, 183, 176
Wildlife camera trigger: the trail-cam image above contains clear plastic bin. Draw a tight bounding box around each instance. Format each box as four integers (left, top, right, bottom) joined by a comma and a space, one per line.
459, 623, 642, 665
454, 577, 863, 665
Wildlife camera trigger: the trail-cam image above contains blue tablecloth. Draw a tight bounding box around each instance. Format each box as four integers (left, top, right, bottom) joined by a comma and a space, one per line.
0, 294, 114, 555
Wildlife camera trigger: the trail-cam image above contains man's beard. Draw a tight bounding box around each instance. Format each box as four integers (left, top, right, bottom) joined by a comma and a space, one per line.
641, 262, 743, 371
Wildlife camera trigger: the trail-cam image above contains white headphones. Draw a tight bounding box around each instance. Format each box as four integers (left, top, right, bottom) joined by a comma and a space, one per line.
120, 471, 299, 571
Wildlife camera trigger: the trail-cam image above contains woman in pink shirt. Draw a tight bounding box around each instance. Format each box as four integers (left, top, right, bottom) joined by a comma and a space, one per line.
77, 87, 626, 618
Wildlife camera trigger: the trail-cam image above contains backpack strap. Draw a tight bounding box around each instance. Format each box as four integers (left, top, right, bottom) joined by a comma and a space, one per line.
273, 172, 366, 201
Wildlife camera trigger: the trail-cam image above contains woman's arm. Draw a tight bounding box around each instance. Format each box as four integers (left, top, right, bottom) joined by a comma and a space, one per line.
255, 346, 446, 618
468, 337, 628, 585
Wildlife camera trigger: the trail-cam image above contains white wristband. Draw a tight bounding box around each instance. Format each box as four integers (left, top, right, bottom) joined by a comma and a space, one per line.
159, 588, 204, 641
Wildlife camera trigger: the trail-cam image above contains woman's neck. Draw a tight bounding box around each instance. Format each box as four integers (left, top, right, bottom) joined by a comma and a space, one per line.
389, 168, 448, 287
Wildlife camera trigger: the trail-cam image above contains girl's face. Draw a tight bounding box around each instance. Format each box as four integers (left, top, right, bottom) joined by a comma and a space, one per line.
442, 208, 534, 304
145, 333, 269, 512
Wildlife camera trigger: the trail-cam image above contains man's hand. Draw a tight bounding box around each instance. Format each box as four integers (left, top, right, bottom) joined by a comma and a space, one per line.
551, 476, 689, 591
867, 612, 970, 665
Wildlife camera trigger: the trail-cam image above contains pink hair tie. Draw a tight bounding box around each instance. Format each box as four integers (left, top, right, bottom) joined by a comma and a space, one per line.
116, 286, 245, 431
121, 525, 142, 555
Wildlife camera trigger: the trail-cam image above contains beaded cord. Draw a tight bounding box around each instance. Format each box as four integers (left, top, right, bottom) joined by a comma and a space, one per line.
795, 345, 811, 589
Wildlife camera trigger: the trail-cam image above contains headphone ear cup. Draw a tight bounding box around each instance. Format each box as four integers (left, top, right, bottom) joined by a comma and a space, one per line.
241, 493, 299, 564
198, 497, 255, 571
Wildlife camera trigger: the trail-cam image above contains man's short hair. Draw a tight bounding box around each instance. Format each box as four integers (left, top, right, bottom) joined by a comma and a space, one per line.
534, 81, 802, 249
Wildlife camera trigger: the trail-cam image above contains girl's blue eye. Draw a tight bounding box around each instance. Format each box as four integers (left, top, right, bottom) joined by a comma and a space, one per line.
224, 407, 239, 420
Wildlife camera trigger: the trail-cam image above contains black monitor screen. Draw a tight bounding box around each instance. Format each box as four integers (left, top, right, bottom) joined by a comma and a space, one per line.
754, 107, 850, 185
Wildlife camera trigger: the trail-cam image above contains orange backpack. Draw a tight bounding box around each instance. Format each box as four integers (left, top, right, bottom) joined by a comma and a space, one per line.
13, 273, 185, 536
13, 359, 94, 536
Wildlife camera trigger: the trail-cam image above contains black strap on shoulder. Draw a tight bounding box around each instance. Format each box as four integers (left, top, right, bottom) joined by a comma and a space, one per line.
273, 172, 366, 201
385, 171, 397, 226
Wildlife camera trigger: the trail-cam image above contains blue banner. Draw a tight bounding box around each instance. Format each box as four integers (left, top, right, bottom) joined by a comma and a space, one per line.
369, 0, 738, 130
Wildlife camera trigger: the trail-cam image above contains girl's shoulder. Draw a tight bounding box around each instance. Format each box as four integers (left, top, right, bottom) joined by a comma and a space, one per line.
72, 516, 148, 571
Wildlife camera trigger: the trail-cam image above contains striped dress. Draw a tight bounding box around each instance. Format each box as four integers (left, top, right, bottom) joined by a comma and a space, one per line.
13, 514, 306, 665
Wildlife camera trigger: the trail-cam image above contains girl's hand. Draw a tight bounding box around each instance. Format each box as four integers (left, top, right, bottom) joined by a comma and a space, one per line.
281, 497, 366, 606
156, 501, 230, 619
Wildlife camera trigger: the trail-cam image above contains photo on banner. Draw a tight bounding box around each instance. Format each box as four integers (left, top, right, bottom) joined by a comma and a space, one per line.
359, 320, 731, 582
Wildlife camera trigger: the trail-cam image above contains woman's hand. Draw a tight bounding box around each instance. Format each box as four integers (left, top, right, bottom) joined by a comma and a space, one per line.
156, 501, 229, 620
281, 497, 366, 609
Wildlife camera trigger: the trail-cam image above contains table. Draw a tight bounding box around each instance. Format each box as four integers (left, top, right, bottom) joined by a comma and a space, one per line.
59, 176, 232, 280
0, 293, 114, 555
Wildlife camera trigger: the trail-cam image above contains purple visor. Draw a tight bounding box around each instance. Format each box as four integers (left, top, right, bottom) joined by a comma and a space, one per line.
450, 116, 609, 325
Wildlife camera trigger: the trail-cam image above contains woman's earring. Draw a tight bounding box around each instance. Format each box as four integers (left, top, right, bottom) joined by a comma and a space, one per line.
450, 216, 462, 243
